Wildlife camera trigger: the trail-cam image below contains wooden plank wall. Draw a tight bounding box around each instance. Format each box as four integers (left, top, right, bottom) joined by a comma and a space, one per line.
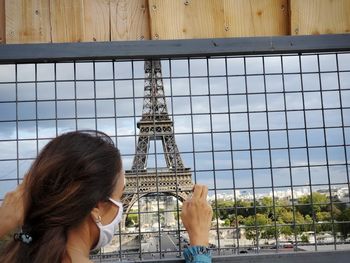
148, 0, 290, 39
290, 0, 350, 35
0, 0, 349, 44
110, 0, 150, 41
0, 0, 4, 43
50, 0, 110, 43
5, 0, 51, 43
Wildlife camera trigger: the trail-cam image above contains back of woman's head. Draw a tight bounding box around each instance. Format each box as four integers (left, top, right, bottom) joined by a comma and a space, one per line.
0, 130, 122, 263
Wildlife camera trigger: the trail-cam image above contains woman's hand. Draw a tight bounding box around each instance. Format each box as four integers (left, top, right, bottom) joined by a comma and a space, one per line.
181, 184, 213, 246
0, 183, 25, 237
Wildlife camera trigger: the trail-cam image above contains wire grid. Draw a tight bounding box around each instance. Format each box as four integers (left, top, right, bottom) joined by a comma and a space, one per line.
0, 52, 350, 261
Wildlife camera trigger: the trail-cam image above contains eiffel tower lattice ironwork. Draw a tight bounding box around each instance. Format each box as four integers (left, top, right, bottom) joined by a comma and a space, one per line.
121, 60, 193, 227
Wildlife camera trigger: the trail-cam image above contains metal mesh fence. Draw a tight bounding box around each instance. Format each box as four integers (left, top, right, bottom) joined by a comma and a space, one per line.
0, 39, 350, 261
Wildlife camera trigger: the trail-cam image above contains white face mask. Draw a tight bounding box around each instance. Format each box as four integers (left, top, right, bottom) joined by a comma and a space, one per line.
92, 197, 123, 251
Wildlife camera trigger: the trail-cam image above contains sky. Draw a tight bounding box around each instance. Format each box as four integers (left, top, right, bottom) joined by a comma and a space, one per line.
0, 53, 350, 200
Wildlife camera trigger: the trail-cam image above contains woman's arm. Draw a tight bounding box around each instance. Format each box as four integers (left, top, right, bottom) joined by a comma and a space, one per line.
181, 184, 213, 263
0, 184, 25, 238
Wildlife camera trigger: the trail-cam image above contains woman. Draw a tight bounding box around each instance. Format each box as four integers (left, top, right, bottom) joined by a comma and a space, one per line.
0, 130, 212, 263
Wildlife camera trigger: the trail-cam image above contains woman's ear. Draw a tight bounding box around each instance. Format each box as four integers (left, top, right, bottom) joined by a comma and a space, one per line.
89, 206, 101, 250
90, 207, 101, 223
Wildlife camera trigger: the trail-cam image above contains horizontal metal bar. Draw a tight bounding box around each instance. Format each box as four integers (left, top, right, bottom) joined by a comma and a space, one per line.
0, 35, 350, 64
119, 250, 350, 263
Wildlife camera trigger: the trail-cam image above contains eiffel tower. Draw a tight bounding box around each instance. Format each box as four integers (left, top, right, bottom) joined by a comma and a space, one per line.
121, 60, 193, 227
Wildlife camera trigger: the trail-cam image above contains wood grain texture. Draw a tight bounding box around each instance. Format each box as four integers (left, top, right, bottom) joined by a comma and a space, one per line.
0, 0, 5, 43
50, 0, 84, 43
5, 0, 51, 44
291, 0, 350, 35
110, 0, 150, 41
148, 0, 222, 39
224, 0, 289, 37
51, 0, 110, 43
83, 0, 110, 42
148, 0, 289, 40
2, 0, 349, 44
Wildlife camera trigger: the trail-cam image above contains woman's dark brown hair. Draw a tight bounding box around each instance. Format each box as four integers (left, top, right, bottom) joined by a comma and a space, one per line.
0, 130, 122, 263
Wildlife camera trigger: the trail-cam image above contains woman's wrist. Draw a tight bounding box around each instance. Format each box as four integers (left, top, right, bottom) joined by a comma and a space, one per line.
188, 233, 209, 247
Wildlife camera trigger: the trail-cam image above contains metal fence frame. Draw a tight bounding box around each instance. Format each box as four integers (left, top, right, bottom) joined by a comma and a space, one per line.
0, 34, 350, 63
0, 34, 350, 262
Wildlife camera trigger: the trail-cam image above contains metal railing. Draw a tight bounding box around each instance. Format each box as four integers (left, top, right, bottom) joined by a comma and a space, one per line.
0, 34, 350, 262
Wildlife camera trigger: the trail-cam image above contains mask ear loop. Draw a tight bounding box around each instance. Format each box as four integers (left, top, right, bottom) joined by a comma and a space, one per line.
108, 198, 124, 222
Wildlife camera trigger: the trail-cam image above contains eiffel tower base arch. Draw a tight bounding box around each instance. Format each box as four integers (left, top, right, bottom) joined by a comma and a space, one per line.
121, 169, 193, 230
121, 190, 190, 230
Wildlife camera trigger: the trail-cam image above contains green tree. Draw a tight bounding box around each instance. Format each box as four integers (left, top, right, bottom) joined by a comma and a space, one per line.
294, 211, 309, 234
280, 210, 294, 224
327, 203, 342, 219
223, 219, 231, 226
337, 208, 350, 239
236, 200, 255, 218
316, 211, 331, 222
257, 196, 273, 215
214, 199, 254, 224
213, 200, 234, 220
315, 210, 332, 232
280, 225, 293, 237
243, 213, 274, 244
301, 234, 309, 243
297, 192, 329, 217
303, 214, 314, 232
278, 210, 294, 238
234, 215, 245, 225
125, 213, 139, 227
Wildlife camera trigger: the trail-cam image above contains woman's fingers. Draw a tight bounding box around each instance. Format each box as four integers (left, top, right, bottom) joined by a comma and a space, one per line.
200, 185, 208, 200
15, 183, 25, 196
192, 184, 202, 199
181, 184, 212, 246
192, 184, 209, 200
0, 182, 26, 237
